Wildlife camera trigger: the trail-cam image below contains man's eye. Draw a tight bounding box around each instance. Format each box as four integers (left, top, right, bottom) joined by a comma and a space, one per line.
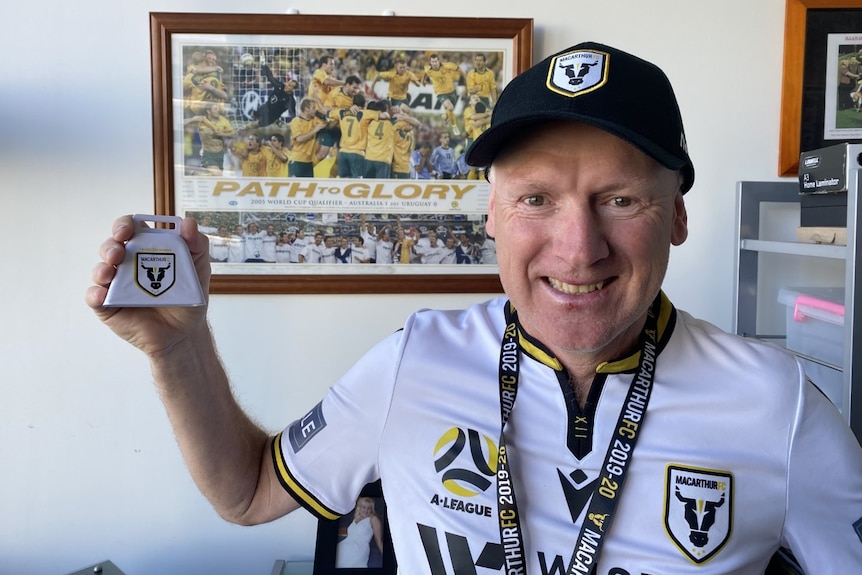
611, 197, 633, 207
524, 196, 547, 207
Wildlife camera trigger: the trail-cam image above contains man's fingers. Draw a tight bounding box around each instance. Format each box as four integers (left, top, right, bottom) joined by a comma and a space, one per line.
91, 261, 117, 288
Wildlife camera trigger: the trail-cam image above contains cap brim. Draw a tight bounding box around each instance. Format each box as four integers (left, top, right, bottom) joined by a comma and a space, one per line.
466, 114, 694, 193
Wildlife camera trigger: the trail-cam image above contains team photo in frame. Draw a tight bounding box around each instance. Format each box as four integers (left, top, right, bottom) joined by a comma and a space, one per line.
150, 12, 532, 294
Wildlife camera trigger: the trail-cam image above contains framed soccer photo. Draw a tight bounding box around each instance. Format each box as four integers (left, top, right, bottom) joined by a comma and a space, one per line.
149, 12, 532, 294
313, 481, 395, 575
778, 0, 862, 176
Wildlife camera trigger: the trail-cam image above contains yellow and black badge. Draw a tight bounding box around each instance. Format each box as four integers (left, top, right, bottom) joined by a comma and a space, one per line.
546, 48, 610, 98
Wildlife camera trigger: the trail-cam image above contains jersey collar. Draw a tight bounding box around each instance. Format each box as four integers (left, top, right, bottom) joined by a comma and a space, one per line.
512, 291, 676, 374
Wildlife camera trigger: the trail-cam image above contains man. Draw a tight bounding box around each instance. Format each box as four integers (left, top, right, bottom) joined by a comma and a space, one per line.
87, 42, 862, 574
317, 75, 365, 165
370, 58, 421, 107
430, 132, 456, 179
262, 134, 288, 178
465, 52, 497, 108
288, 98, 326, 177
184, 103, 235, 175
249, 62, 299, 128
421, 53, 461, 134
231, 133, 267, 177
183, 50, 228, 116
363, 100, 395, 179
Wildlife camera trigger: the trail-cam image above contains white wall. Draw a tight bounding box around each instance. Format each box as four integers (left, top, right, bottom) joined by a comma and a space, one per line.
0, 0, 791, 573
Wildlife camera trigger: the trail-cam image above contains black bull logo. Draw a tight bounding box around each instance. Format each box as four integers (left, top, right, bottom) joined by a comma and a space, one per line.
675, 487, 725, 547
141, 262, 171, 290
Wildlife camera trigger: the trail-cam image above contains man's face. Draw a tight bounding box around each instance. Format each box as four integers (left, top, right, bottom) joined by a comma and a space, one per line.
396, 62, 407, 74
474, 55, 486, 71
486, 122, 687, 362
347, 82, 361, 96
430, 57, 440, 70
248, 135, 260, 151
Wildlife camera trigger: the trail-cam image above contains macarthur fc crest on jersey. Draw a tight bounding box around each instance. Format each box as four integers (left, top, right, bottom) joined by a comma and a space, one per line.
546, 49, 609, 97
664, 464, 733, 564
135, 252, 176, 297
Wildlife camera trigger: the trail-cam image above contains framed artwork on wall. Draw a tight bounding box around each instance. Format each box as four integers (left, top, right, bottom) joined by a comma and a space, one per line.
149, 12, 532, 294
778, 0, 862, 176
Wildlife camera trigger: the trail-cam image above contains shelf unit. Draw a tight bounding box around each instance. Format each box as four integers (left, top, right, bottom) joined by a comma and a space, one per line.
733, 179, 860, 441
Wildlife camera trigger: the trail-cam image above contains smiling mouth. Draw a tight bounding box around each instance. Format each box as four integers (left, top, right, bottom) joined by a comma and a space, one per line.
548, 278, 605, 295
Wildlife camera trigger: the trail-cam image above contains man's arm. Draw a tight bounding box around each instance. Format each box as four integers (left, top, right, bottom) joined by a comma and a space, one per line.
86, 216, 300, 525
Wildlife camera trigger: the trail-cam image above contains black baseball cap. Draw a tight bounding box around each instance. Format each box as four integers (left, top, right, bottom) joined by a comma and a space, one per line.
466, 41, 695, 193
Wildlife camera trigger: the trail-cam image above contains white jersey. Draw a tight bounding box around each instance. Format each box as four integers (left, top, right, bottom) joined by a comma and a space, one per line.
274, 295, 862, 575
261, 233, 278, 262
290, 236, 308, 263
227, 234, 245, 263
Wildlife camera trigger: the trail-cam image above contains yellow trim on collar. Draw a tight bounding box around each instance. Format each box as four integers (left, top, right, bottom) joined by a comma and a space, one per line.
515, 291, 674, 374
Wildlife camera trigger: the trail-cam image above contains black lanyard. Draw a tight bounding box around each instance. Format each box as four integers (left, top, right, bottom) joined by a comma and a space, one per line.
496, 296, 660, 575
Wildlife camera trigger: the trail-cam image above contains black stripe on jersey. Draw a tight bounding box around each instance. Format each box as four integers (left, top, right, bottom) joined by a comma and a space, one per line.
555, 369, 606, 459
270, 432, 340, 520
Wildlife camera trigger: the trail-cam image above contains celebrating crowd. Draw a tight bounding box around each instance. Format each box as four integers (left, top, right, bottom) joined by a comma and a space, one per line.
181, 45, 501, 181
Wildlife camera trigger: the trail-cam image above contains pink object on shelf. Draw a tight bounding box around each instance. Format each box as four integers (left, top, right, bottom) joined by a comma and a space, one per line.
793, 294, 845, 322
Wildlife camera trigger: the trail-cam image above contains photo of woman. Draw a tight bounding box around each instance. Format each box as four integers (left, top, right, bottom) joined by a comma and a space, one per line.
334, 496, 385, 569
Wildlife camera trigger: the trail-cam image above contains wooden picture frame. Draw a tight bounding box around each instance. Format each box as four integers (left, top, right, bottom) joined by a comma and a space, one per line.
778, 0, 862, 176
312, 481, 395, 575
150, 12, 532, 294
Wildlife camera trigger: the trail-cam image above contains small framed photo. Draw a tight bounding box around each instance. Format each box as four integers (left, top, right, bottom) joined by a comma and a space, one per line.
313, 481, 395, 575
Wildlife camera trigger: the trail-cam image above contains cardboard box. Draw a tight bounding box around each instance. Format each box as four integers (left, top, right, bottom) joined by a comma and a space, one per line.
798, 142, 862, 194
795, 226, 847, 245
797, 143, 862, 227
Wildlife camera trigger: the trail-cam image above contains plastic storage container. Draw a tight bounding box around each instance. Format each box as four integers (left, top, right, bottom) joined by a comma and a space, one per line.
777, 287, 845, 366
777, 287, 846, 409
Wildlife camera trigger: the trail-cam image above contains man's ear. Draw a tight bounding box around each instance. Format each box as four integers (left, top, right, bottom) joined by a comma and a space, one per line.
671, 191, 688, 246
485, 169, 497, 238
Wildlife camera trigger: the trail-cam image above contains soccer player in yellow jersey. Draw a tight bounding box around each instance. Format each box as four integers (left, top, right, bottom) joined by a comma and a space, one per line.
461, 96, 491, 179
318, 75, 364, 163
262, 134, 288, 178
363, 100, 395, 179
231, 133, 267, 177
371, 59, 420, 107
288, 98, 326, 177
330, 94, 374, 178
185, 103, 235, 176
465, 53, 497, 108
310, 56, 345, 112
422, 54, 462, 134
183, 50, 227, 116
390, 104, 422, 179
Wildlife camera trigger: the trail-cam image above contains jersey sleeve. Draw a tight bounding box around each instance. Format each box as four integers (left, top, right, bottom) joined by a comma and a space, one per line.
272, 329, 405, 519
782, 364, 862, 572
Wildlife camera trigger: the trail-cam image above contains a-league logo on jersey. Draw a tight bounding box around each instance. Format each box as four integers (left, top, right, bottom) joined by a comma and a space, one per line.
135, 253, 176, 297
664, 464, 733, 564
433, 427, 497, 497
546, 49, 609, 97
